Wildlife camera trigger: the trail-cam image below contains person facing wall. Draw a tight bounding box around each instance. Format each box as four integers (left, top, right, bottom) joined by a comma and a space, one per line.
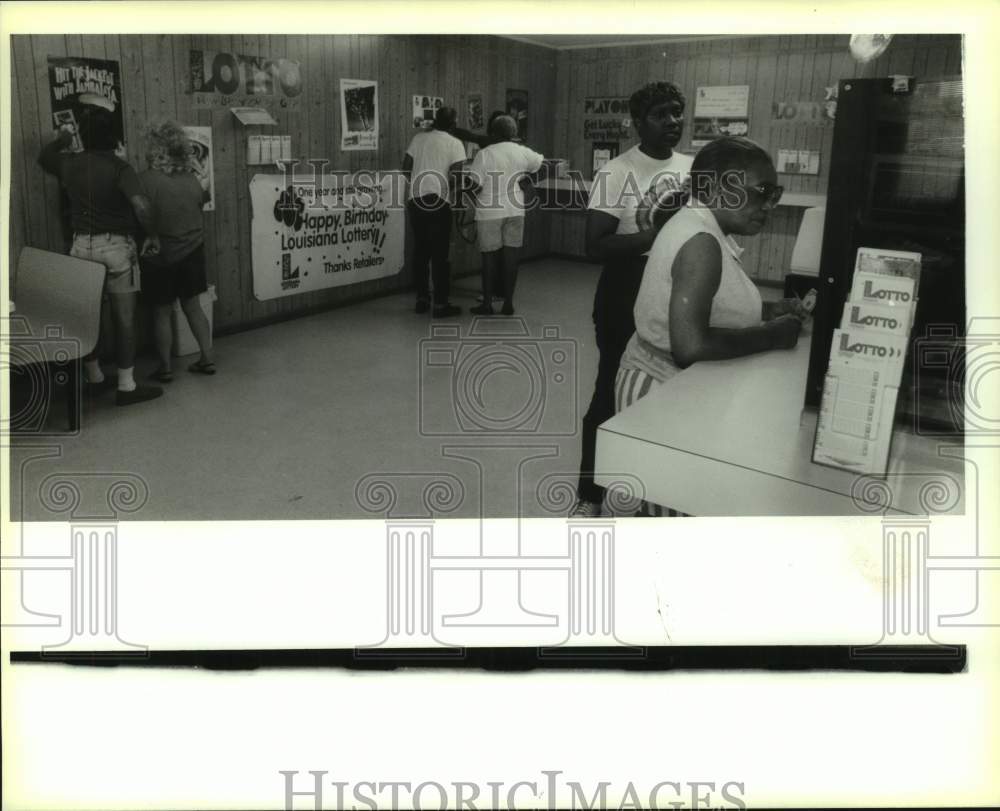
139, 120, 216, 380
402, 105, 467, 318
465, 114, 544, 316
38, 102, 163, 406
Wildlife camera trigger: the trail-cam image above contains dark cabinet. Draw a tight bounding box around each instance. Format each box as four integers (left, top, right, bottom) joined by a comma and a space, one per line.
805, 76, 966, 435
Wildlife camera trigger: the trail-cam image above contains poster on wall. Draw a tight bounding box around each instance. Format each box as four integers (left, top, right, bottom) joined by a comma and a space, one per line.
505, 88, 528, 141
47, 56, 126, 156
251, 172, 405, 300
187, 49, 303, 110
340, 79, 378, 151
183, 126, 215, 211
466, 93, 484, 131
691, 85, 750, 147
592, 141, 620, 175
412, 94, 443, 128
776, 149, 821, 175
583, 96, 632, 141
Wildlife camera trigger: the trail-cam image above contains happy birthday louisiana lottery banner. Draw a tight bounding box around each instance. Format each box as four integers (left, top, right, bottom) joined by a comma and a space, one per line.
251, 173, 405, 300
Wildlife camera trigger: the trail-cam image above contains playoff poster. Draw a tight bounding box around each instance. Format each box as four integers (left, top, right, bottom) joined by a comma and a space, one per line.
47, 56, 126, 155
183, 126, 215, 211
583, 96, 632, 141
251, 172, 404, 300
340, 78, 378, 151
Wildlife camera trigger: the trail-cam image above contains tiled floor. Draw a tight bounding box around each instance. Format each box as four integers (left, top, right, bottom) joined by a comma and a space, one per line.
9, 258, 782, 521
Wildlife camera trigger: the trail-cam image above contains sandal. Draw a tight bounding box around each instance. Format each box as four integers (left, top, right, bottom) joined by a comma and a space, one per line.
188, 360, 216, 375
149, 368, 174, 383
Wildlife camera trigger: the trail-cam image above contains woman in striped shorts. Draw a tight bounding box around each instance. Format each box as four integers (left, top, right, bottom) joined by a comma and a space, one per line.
615, 137, 808, 516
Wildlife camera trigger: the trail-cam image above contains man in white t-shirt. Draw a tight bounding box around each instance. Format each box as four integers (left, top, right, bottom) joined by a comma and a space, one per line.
466, 115, 544, 315
403, 106, 467, 317
571, 81, 694, 517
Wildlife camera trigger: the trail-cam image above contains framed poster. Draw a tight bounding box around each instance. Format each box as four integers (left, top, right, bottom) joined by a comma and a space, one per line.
340, 78, 378, 151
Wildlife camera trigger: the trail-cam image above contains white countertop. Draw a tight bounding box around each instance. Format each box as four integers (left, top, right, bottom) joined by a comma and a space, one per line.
595, 331, 965, 516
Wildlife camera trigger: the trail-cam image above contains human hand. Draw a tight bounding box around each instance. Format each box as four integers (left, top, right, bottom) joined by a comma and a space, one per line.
776, 297, 812, 321
767, 313, 803, 349
140, 236, 161, 258
636, 186, 687, 233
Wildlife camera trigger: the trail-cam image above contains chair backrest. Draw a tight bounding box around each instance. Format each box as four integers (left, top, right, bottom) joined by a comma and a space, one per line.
13, 247, 107, 359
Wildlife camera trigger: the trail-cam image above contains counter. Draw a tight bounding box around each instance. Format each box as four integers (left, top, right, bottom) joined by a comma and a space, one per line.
594, 332, 965, 516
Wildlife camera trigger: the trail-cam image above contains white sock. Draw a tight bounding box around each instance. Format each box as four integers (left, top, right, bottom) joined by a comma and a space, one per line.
84, 359, 104, 384
118, 367, 136, 392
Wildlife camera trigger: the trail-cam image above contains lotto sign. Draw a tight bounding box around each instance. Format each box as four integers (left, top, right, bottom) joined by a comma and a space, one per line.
251, 173, 405, 300
188, 49, 302, 109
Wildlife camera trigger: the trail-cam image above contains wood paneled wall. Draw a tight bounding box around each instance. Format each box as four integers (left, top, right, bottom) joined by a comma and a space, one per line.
9, 34, 557, 333
550, 34, 963, 282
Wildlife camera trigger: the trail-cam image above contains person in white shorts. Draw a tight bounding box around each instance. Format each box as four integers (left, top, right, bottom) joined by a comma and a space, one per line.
465, 115, 544, 315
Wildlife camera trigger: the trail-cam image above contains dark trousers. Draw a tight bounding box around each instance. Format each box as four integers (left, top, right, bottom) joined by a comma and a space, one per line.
408, 196, 453, 306
577, 256, 648, 504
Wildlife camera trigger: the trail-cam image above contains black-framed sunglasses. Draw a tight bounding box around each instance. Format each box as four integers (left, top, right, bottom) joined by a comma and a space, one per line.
745, 182, 784, 207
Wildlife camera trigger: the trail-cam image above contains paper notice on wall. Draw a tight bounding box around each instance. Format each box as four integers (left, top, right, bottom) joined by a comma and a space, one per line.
251, 172, 404, 300
692, 85, 749, 147
413, 94, 443, 128
183, 126, 215, 212
341, 79, 378, 151
776, 149, 820, 175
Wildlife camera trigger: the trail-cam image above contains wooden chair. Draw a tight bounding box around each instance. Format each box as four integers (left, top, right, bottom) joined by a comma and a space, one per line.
7, 247, 106, 432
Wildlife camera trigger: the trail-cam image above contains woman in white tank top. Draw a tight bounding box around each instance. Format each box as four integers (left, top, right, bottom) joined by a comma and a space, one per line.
616, 137, 808, 413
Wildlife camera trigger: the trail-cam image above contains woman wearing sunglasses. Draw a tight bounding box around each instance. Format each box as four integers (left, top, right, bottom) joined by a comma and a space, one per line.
615, 135, 808, 423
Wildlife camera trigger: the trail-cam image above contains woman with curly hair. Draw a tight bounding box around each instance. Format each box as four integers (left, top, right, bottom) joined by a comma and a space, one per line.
140, 120, 215, 380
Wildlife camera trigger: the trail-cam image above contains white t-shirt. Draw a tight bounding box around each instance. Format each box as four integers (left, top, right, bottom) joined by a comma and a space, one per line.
587, 145, 694, 253
468, 141, 545, 221
620, 204, 763, 382
405, 129, 467, 201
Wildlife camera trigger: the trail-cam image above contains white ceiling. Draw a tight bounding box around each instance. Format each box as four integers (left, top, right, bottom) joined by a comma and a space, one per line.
500, 34, 743, 50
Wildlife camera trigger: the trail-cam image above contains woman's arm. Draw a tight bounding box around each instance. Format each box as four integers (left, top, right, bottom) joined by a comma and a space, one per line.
668, 233, 801, 368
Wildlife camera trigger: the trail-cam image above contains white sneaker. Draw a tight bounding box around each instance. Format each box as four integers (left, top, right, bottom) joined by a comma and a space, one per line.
568, 499, 603, 518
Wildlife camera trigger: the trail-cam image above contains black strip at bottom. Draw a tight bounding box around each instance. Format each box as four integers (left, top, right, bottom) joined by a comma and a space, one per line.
9, 645, 966, 673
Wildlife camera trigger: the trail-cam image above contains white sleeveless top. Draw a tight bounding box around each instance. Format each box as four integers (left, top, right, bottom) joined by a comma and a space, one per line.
620, 203, 763, 382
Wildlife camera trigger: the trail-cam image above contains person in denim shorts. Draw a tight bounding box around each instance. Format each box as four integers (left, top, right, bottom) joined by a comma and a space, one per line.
39, 103, 163, 406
